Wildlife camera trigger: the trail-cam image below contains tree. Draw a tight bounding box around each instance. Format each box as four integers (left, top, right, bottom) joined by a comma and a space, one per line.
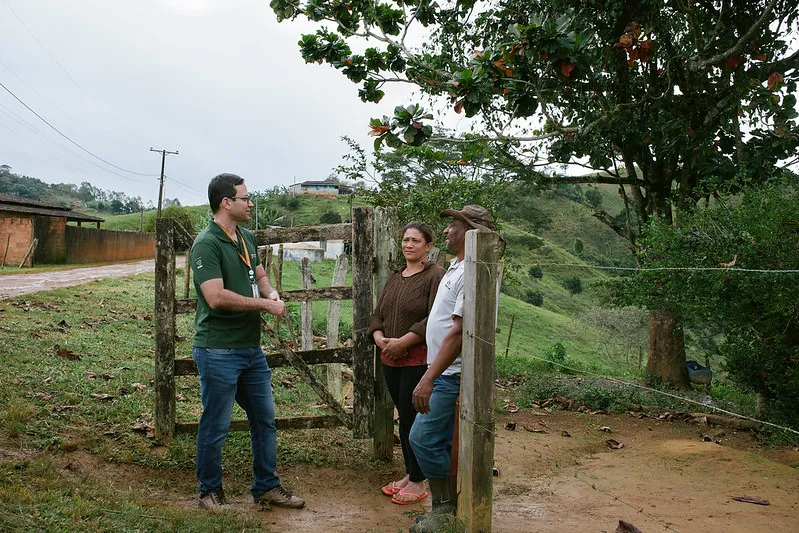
584, 188, 603, 208
272, 0, 799, 388
143, 205, 195, 234
618, 183, 799, 422
562, 276, 583, 295
339, 136, 508, 235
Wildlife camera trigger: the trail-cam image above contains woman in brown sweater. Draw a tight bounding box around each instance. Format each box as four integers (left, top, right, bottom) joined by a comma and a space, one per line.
369, 221, 445, 505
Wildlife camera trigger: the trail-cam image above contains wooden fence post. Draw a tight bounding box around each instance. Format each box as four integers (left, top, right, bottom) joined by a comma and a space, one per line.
154, 218, 176, 444
326, 252, 349, 403
351, 207, 374, 438
458, 229, 500, 532
372, 207, 397, 458
300, 258, 314, 351
276, 244, 284, 292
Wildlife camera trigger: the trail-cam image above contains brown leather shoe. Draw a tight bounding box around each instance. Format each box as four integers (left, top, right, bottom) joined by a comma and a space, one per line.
198, 487, 229, 510
254, 485, 305, 509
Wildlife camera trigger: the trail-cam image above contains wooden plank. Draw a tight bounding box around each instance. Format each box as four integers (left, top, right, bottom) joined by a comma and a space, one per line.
18, 237, 38, 268
175, 415, 343, 435
253, 223, 351, 245
351, 206, 374, 438
372, 207, 397, 458
174, 286, 353, 314
326, 252, 349, 404
457, 229, 500, 532
174, 347, 354, 375
276, 244, 284, 292
154, 219, 176, 444
183, 249, 191, 299
261, 318, 353, 429
301, 258, 313, 351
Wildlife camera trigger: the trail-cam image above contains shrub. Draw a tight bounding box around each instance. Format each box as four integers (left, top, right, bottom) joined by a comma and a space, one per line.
319, 211, 342, 224
524, 290, 544, 307
528, 265, 543, 279
574, 238, 584, 255
584, 189, 603, 208
143, 205, 195, 234
562, 276, 583, 295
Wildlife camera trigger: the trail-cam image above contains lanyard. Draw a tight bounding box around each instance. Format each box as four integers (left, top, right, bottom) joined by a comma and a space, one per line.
215, 221, 254, 282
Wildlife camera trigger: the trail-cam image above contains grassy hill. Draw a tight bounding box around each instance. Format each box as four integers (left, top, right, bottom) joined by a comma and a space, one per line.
95, 187, 645, 379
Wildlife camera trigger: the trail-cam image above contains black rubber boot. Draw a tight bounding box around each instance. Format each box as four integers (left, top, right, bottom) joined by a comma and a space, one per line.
410, 479, 458, 532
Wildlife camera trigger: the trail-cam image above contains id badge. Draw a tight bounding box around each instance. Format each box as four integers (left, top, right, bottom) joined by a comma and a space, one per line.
251, 283, 260, 298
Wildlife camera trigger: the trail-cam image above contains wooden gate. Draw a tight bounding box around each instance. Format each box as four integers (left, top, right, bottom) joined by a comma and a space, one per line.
153, 207, 395, 458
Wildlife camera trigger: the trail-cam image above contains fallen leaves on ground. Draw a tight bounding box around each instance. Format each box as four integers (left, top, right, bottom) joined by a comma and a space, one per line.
85, 372, 116, 380
54, 345, 81, 360
504, 421, 517, 431
90, 393, 114, 401
606, 439, 624, 449
49, 405, 77, 412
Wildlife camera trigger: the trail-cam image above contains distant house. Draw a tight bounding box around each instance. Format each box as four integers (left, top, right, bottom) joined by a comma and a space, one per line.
289, 181, 340, 196
0, 193, 153, 267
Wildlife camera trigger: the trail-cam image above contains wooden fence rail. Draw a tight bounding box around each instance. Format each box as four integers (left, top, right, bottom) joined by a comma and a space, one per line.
154, 211, 394, 458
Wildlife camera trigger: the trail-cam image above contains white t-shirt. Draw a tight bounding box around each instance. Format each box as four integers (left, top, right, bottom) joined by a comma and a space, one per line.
426, 258, 465, 376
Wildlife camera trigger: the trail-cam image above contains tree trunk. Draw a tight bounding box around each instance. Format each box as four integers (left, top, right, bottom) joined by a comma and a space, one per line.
646, 310, 690, 389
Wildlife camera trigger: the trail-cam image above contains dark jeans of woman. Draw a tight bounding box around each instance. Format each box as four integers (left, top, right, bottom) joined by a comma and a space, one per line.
382, 363, 428, 483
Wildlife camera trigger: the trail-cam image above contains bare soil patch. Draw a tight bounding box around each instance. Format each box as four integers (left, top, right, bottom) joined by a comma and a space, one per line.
38, 410, 799, 532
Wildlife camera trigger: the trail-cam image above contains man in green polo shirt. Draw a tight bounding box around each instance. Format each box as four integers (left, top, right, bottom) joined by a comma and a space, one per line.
190, 173, 305, 511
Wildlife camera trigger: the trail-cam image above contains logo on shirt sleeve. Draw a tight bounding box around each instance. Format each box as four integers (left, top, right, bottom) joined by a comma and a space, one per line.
195, 258, 203, 269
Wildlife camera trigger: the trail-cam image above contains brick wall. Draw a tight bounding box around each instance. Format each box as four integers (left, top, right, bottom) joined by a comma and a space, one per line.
65, 226, 155, 263
0, 213, 34, 267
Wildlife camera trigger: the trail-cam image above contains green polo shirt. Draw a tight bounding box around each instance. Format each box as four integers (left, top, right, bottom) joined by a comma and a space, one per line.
191, 221, 262, 348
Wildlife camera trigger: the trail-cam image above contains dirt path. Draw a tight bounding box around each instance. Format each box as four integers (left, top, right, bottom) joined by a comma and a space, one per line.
53, 410, 799, 532
0, 257, 186, 299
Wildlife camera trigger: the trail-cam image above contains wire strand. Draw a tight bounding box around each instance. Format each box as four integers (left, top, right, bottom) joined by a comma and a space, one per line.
0, 80, 157, 178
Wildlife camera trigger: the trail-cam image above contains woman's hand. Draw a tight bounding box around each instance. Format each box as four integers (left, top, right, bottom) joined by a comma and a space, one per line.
382, 338, 408, 360
373, 331, 390, 350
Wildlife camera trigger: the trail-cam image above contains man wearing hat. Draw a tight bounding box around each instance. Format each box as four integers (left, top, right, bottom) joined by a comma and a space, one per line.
409, 205, 497, 532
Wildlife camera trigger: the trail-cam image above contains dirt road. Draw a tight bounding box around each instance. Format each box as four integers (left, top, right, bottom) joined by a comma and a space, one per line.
0, 257, 186, 299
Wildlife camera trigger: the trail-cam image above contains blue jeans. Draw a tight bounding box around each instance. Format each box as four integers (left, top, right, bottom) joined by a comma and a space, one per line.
409, 374, 460, 480
193, 346, 279, 497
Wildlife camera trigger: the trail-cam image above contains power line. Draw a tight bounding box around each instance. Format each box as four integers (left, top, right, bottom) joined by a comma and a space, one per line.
0, 0, 92, 100
0, 79, 157, 178
533, 262, 799, 274
0, 100, 150, 185
0, 56, 152, 153
163, 174, 207, 198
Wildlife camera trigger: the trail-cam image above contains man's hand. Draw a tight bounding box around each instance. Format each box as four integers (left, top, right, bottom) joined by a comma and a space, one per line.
412, 377, 434, 414
382, 338, 408, 361
265, 298, 286, 317
266, 289, 280, 301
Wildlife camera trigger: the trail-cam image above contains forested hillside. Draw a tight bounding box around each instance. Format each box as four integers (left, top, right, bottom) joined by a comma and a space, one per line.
0, 164, 180, 214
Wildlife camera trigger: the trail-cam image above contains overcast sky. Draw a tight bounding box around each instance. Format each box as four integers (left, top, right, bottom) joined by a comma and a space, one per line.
0, 0, 415, 206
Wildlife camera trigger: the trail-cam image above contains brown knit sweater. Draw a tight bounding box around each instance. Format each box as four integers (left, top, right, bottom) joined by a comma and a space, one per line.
368, 261, 445, 365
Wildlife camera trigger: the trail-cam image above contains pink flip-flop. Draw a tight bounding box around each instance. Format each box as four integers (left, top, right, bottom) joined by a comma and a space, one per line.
381, 481, 403, 496
391, 489, 428, 505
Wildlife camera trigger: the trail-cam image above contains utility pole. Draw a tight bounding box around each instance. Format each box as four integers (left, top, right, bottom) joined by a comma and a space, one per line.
150, 147, 179, 218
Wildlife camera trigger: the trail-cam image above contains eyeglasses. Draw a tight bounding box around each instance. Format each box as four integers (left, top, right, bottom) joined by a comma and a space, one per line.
227, 195, 252, 202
